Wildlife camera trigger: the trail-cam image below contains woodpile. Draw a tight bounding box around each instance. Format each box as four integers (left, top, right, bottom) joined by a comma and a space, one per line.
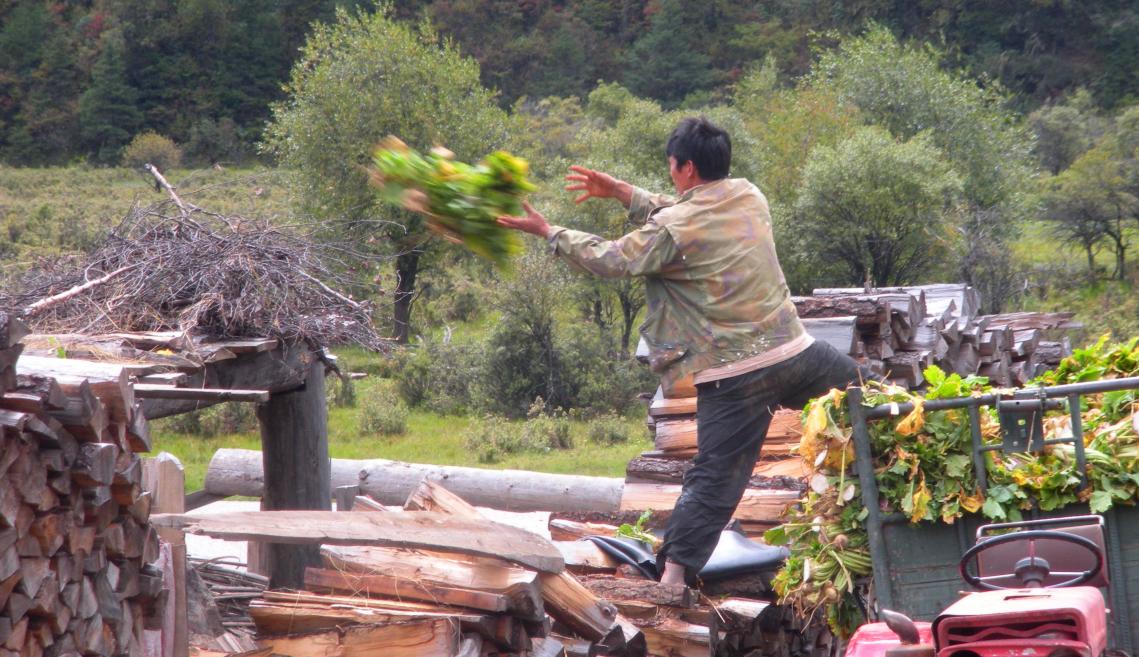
0, 314, 165, 657
794, 284, 1079, 388
173, 480, 835, 657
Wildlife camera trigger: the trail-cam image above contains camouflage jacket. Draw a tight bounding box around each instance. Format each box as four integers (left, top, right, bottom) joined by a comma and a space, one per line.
547, 177, 806, 388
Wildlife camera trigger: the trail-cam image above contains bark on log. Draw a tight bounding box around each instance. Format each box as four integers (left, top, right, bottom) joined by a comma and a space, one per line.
204, 448, 625, 514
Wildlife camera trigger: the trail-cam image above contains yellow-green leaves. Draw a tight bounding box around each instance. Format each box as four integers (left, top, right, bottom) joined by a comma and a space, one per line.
371, 139, 535, 269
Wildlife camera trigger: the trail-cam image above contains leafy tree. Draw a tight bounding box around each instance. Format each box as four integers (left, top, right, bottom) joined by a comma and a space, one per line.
78, 29, 142, 163
1042, 145, 1136, 280
792, 126, 962, 288
808, 24, 1032, 309
1027, 91, 1103, 175
262, 6, 508, 342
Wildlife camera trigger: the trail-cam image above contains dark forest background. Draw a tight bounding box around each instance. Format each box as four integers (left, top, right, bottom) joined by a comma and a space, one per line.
0, 0, 1135, 166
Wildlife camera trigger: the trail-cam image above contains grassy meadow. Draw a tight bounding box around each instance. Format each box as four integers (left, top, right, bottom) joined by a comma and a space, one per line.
5, 165, 1139, 493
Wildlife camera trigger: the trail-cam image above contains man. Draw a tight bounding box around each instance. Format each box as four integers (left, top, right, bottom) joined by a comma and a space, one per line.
498, 116, 860, 586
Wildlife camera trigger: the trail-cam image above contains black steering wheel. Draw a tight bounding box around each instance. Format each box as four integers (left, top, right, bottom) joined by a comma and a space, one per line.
959, 529, 1105, 591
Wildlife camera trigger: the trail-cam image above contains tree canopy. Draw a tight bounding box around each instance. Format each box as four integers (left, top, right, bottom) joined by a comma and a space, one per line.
262, 6, 508, 341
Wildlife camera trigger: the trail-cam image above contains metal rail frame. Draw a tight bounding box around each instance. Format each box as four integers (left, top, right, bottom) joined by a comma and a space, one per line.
848, 375, 1139, 652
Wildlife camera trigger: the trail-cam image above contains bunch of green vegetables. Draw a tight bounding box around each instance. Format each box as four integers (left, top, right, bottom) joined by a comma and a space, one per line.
767, 337, 1139, 636
371, 137, 535, 269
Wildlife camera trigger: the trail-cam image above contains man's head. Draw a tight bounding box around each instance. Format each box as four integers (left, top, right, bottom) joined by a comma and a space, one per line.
666, 117, 731, 193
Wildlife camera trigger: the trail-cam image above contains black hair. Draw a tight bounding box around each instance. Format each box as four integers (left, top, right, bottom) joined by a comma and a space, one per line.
665, 116, 731, 180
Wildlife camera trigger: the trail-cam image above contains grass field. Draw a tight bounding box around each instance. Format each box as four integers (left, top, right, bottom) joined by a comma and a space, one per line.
152, 346, 653, 491
152, 406, 651, 493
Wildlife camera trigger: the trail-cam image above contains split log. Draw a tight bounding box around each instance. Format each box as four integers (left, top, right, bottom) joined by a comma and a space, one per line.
205, 448, 624, 514
800, 317, 859, 355
72, 443, 117, 488
256, 617, 460, 657
556, 541, 620, 574
323, 545, 545, 621
249, 598, 489, 635
549, 519, 623, 542
637, 617, 713, 657
578, 576, 693, 608
15, 356, 133, 422
792, 296, 888, 324
649, 394, 696, 418
884, 351, 925, 388
619, 484, 799, 523
151, 510, 565, 573
303, 567, 511, 614
538, 571, 618, 641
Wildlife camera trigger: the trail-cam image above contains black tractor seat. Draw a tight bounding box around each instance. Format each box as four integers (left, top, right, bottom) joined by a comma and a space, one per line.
583, 522, 789, 584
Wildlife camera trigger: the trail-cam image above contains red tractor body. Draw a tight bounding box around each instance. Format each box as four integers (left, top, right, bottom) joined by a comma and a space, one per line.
932, 586, 1106, 657
844, 515, 1115, 657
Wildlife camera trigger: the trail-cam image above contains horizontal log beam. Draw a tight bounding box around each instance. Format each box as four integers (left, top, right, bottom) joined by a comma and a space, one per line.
133, 384, 269, 402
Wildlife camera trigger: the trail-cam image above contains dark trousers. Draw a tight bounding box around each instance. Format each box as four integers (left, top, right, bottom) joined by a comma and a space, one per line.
658, 341, 862, 579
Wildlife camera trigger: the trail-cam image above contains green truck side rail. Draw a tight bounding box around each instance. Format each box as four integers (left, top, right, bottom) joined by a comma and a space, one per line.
847, 376, 1139, 653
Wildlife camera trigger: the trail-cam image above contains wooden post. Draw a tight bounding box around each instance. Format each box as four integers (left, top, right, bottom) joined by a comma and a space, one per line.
142, 452, 187, 657
257, 353, 330, 589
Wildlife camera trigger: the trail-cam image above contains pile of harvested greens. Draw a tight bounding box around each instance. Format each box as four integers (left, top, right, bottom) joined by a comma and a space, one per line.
766, 336, 1139, 635
371, 137, 535, 269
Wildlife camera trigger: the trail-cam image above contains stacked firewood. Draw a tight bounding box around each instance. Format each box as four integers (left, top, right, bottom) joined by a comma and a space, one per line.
171, 480, 833, 657
552, 518, 837, 657
626, 399, 807, 540
0, 314, 164, 657
794, 284, 1079, 388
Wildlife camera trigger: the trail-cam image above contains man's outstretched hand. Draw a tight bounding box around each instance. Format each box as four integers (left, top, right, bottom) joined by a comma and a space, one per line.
565, 166, 633, 208
497, 201, 551, 239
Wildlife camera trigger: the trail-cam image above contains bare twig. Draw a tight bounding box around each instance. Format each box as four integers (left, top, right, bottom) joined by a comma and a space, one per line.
3, 198, 387, 350
22, 263, 140, 317
144, 163, 191, 216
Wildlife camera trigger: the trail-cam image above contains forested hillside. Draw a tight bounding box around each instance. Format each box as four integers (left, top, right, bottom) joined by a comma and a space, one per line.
1, 0, 1136, 166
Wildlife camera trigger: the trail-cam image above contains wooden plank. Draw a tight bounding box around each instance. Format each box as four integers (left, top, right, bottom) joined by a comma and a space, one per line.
136, 372, 189, 386
203, 338, 279, 354
620, 484, 799, 522
142, 453, 187, 657
256, 617, 459, 657
151, 511, 565, 573
133, 384, 269, 402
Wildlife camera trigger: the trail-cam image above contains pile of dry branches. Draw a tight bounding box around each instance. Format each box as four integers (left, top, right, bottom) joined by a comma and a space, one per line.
5, 197, 386, 350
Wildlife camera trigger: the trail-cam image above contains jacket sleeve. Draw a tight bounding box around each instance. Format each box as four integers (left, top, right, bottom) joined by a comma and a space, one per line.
546, 219, 678, 279
627, 186, 676, 226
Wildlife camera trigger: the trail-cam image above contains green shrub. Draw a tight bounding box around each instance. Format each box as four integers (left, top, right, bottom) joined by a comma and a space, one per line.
326, 374, 357, 408
121, 131, 183, 171
358, 386, 409, 435
395, 338, 483, 415
464, 415, 523, 463
519, 398, 573, 451
587, 412, 632, 445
